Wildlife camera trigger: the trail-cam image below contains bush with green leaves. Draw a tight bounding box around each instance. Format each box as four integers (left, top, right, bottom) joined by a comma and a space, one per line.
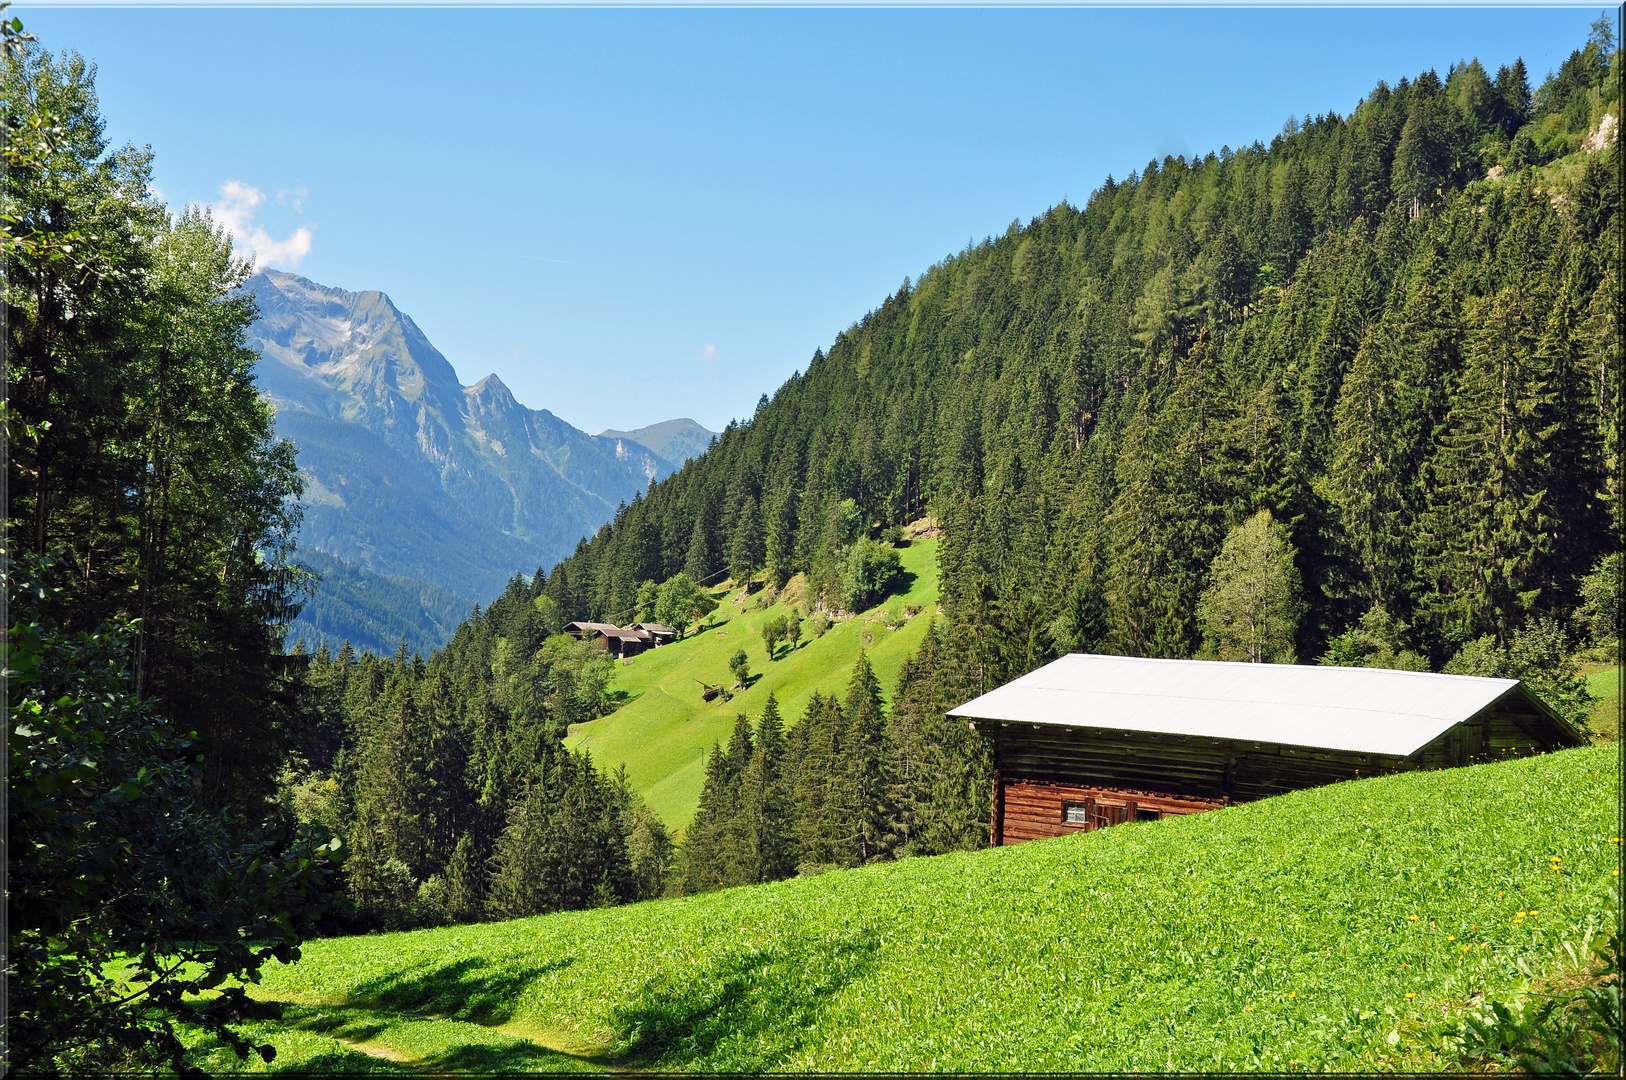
1319, 606, 1430, 671
1575, 551, 1622, 652
7, 565, 347, 1075
1444, 617, 1595, 731
840, 539, 904, 614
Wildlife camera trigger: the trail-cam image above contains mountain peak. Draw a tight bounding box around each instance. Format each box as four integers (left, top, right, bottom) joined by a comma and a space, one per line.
595, 417, 717, 464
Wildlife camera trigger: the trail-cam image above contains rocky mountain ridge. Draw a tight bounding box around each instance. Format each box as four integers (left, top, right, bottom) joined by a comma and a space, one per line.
242, 270, 713, 635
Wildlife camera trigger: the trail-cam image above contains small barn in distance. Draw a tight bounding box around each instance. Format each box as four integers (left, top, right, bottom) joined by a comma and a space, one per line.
630, 622, 676, 647
948, 654, 1584, 847
561, 621, 677, 659
563, 621, 620, 641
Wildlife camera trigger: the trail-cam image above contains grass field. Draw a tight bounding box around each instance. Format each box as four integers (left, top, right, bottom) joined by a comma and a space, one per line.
1581, 662, 1621, 742
563, 539, 940, 832
190, 742, 1620, 1075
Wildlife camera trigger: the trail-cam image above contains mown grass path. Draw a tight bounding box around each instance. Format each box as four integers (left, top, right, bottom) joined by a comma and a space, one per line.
565, 540, 940, 833
196, 743, 1620, 1074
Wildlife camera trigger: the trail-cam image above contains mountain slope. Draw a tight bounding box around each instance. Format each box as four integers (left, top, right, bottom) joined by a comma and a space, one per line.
596, 418, 716, 465
565, 539, 940, 832
199, 743, 1618, 1074
244, 270, 685, 608
285, 550, 473, 660
535, 40, 1620, 679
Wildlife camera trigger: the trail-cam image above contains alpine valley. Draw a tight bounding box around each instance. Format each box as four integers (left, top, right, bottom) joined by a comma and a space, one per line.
242, 270, 714, 655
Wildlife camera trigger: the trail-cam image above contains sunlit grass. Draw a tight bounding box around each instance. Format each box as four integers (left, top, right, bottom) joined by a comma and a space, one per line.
564, 539, 940, 832
210, 743, 1619, 1074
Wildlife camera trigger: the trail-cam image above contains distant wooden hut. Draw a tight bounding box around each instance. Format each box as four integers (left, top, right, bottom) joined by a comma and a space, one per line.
563, 621, 620, 640
630, 622, 676, 646
948, 654, 1583, 846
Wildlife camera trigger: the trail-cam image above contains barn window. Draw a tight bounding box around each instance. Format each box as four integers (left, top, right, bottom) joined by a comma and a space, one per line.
1063, 803, 1088, 824
1137, 808, 1160, 822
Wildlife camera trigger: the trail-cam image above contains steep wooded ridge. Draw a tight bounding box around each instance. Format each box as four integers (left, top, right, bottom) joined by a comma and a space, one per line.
245, 270, 701, 604
540, 39, 1621, 684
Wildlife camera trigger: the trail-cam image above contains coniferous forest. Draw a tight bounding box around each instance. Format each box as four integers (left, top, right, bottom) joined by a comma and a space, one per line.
6, 12, 1620, 1073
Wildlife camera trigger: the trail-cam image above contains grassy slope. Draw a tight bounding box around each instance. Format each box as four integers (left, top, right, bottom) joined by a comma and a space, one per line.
564, 539, 940, 833
195, 744, 1619, 1075
1584, 664, 1622, 742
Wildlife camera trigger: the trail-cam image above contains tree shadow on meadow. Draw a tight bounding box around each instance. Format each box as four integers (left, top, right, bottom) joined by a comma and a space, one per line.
608, 926, 880, 1072
344, 955, 574, 1026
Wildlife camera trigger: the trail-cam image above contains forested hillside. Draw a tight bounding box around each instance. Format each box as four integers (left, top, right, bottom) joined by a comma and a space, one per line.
541, 29, 1621, 691
284, 550, 472, 659
268, 24, 1623, 935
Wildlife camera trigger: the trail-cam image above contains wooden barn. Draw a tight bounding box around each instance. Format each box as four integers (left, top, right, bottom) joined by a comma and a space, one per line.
947, 654, 1584, 846
563, 621, 620, 641
630, 622, 677, 646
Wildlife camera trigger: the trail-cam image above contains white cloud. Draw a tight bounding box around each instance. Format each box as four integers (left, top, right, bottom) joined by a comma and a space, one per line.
696, 343, 718, 362
210, 180, 313, 270
276, 184, 308, 213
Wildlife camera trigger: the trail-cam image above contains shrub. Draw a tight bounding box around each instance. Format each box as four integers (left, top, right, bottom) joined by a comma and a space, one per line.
840, 539, 903, 613
1444, 617, 1594, 731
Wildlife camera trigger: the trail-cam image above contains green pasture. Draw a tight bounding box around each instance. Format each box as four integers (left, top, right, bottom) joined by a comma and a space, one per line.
194, 743, 1620, 1074
564, 539, 940, 833
1582, 664, 1621, 742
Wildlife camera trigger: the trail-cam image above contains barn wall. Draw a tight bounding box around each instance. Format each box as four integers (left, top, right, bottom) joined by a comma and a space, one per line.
999, 780, 1225, 845
983, 691, 1581, 847
992, 724, 1409, 806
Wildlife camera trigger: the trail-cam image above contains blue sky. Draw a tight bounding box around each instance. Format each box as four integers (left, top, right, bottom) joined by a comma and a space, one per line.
23, 7, 1604, 434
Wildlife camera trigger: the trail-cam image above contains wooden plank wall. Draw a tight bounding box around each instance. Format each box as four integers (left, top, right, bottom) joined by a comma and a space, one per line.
992, 724, 1409, 806
1000, 780, 1225, 845
982, 691, 1581, 846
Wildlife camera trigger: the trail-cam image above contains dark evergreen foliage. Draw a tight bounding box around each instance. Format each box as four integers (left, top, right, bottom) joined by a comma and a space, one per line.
537, 40, 1617, 680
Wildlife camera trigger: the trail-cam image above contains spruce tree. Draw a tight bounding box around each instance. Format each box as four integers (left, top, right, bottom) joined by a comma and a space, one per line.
791, 692, 843, 869
834, 653, 892, 865
739, 695, 794, 884
1416, 285, 1572, 643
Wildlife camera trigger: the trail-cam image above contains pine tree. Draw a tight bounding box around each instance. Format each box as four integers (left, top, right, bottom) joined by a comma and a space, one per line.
1416, 285, 1574, 643
728, 494, 763, 584
791, 692, 843, 869
832, 653, 891, 865
738, 694, 794, 884
683, 516, 712, 582
680, 737, 735, 894
1325, 261, 1462, 616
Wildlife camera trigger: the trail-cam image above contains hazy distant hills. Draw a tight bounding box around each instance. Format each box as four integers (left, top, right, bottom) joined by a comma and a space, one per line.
597, 418, 715, 466
242, 270, 715, 652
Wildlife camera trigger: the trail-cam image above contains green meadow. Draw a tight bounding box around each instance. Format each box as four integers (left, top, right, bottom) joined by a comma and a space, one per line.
1582, 663, 1621, 742
564, 539, 941, 833
191, 743, 1619, 1075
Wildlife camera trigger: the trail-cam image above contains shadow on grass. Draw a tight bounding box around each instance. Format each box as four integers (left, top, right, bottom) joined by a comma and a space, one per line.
346, 955, 573, 1026
428, 1042, 605, 1074
609, 926, 880, 1072
265, 1048, 416, 1075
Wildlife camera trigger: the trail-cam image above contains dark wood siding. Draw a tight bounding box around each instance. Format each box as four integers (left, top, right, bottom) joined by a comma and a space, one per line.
992, 723, 1410, 806
1000, 780, 1226, 844
975, 685, 1581, 846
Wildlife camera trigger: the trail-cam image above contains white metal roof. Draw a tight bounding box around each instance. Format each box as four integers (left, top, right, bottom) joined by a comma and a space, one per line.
947, 653, 1524, 758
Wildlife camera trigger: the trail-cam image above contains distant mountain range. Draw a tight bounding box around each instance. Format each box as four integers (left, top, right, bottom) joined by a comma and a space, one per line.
597, 418, 715, 466
242, 270, 715, 652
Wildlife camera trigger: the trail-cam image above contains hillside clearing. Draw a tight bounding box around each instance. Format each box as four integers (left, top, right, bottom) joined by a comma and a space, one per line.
190, 744, 1619, 1074
565, 539, 940, 832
